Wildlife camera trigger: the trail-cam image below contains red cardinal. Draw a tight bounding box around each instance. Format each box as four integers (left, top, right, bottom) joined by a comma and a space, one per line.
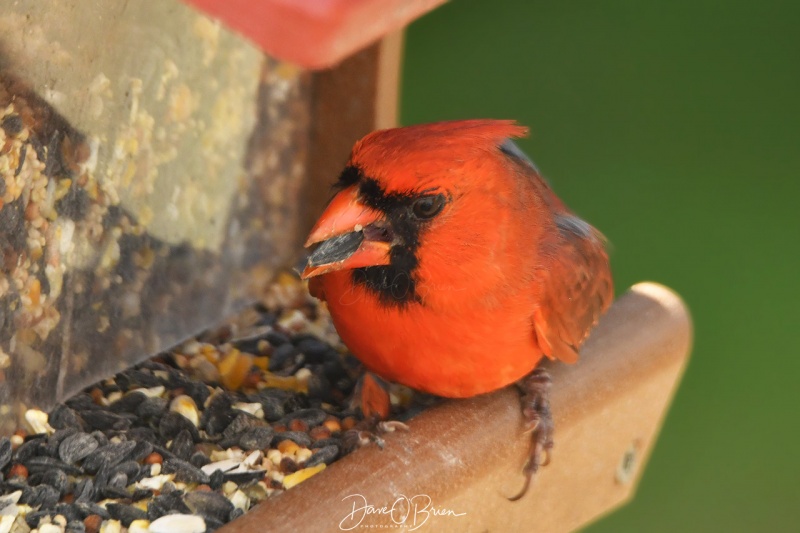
302, 120, 613, 498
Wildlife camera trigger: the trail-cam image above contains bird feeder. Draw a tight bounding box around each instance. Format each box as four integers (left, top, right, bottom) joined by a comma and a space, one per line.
0, 1, 692, 531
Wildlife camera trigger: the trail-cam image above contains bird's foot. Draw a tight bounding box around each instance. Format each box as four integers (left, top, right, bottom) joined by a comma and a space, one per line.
343, 416, 410, 452
509, 367, 554, 501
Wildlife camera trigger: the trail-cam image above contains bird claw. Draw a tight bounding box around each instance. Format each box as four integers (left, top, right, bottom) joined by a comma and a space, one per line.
508, 367, 554, 501
353, 429, 385, 449
377, 420, 410, 433
521, 414, 541, 435
343, 417, 409, 453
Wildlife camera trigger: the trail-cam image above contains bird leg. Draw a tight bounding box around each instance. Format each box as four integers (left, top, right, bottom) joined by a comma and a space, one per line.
343, 372, 409, 452
508, 367, 554, 501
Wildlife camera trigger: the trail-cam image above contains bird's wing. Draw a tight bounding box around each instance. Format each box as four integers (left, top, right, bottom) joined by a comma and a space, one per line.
533, 214, 613, 363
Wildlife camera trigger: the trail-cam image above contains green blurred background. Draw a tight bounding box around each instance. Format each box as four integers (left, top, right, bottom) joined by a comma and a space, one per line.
402, 1, 800, 531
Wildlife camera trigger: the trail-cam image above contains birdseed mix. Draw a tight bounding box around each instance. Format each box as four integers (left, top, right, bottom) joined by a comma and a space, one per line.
0, 274, 418, 533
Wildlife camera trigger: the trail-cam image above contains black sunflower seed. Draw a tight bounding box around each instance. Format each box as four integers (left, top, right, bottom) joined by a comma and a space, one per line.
33, 468, 69, 496
136, 464, 155, 484
305, 445, 339, 467
107, 471, 128, 491
0, 437, 11, 469
64, 394, 95, 410
184, 490, 234, 522
73, 478, 95, 502
21, 484, 59, 509
124, 427, 158, 444
272, 431, 312, 448
73, 501, 111, 520
45, 427, 79, 457
189, 451, 211, 468
93, 466, 110, 492
152, 444, 176, 461
136, 397, 168, 419
120, 369, 162, 388
109, 391, 147, 413
222, 413, 264, 441
124, 439, 154, 463
111, 460, 141, 481
90, 431, 109, 448
265, 330, 290, 347
249, 392, 285, 422
322, 358, 348, 381
107, 502, 147, 526
201, 393, 237, 436
311, 437, 343, 449
53, 503, 81, 523
306, 231, 364, 268
161, 458, 210, 484
308, 372, 334, 402
1, 114, 23, 135
176, 380, 211, 408
238, 427, 275, 451
131, 488, 153, 501
159, 411, 200, 443
209, 469, 225, 490
66, 520, 86, 533
80, 410, 133, 431
230, 331, 270, 354
283, 392, 310, 412
222, 470, 266, 486
81, 440, 137, 474
13, 437, 46, 463
169, 429, 195, 460
24, 456, 83, 476
204, 516, 225, 531
293, 336, 336, 364
25, 510, 53, 529
147, 491, 192, 521
102, 486, 133, 500
59, 432, 99, 464
269, 343, 299, 371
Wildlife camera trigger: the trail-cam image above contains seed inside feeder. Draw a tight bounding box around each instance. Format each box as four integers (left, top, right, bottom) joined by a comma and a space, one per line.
0, 274, 422, 532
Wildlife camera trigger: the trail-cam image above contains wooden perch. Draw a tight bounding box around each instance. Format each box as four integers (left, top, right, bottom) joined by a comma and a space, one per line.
304, 31, 404, 237
221, 282, 692, 533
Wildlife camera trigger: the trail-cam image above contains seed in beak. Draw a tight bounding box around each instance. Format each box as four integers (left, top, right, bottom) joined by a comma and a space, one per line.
306, 232, 365, 268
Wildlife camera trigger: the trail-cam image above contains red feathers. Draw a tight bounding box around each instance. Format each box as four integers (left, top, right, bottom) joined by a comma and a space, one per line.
303, 120, 612, 398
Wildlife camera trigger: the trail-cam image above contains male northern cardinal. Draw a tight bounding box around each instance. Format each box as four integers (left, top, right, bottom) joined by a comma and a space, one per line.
302, 120, 613, 498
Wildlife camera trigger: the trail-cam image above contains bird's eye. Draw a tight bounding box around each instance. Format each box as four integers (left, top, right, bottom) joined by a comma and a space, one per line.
411, 194, 445, 219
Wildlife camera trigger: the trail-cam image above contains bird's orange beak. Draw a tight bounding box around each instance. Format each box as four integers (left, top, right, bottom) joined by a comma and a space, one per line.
302, 185, 393, 279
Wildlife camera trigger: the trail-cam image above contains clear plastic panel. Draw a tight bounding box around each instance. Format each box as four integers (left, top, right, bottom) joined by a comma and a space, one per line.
0, 0, 310, 431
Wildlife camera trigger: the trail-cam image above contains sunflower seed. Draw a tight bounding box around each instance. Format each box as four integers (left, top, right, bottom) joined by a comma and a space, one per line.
184, 490, 234, 522
161, 458, 210, 484
81, 441, 137, 474
59, 433, 99, 464
106, 503, 147, 527
0, 438, 11, 470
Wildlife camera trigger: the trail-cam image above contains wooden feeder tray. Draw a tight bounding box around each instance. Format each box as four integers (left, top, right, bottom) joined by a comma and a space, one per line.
221, 282, 692, 532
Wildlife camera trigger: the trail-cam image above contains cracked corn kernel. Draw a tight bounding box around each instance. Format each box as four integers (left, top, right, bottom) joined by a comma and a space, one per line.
282, 464, 326, 490
277, 440, 299, 455
218, 349, 253, 390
